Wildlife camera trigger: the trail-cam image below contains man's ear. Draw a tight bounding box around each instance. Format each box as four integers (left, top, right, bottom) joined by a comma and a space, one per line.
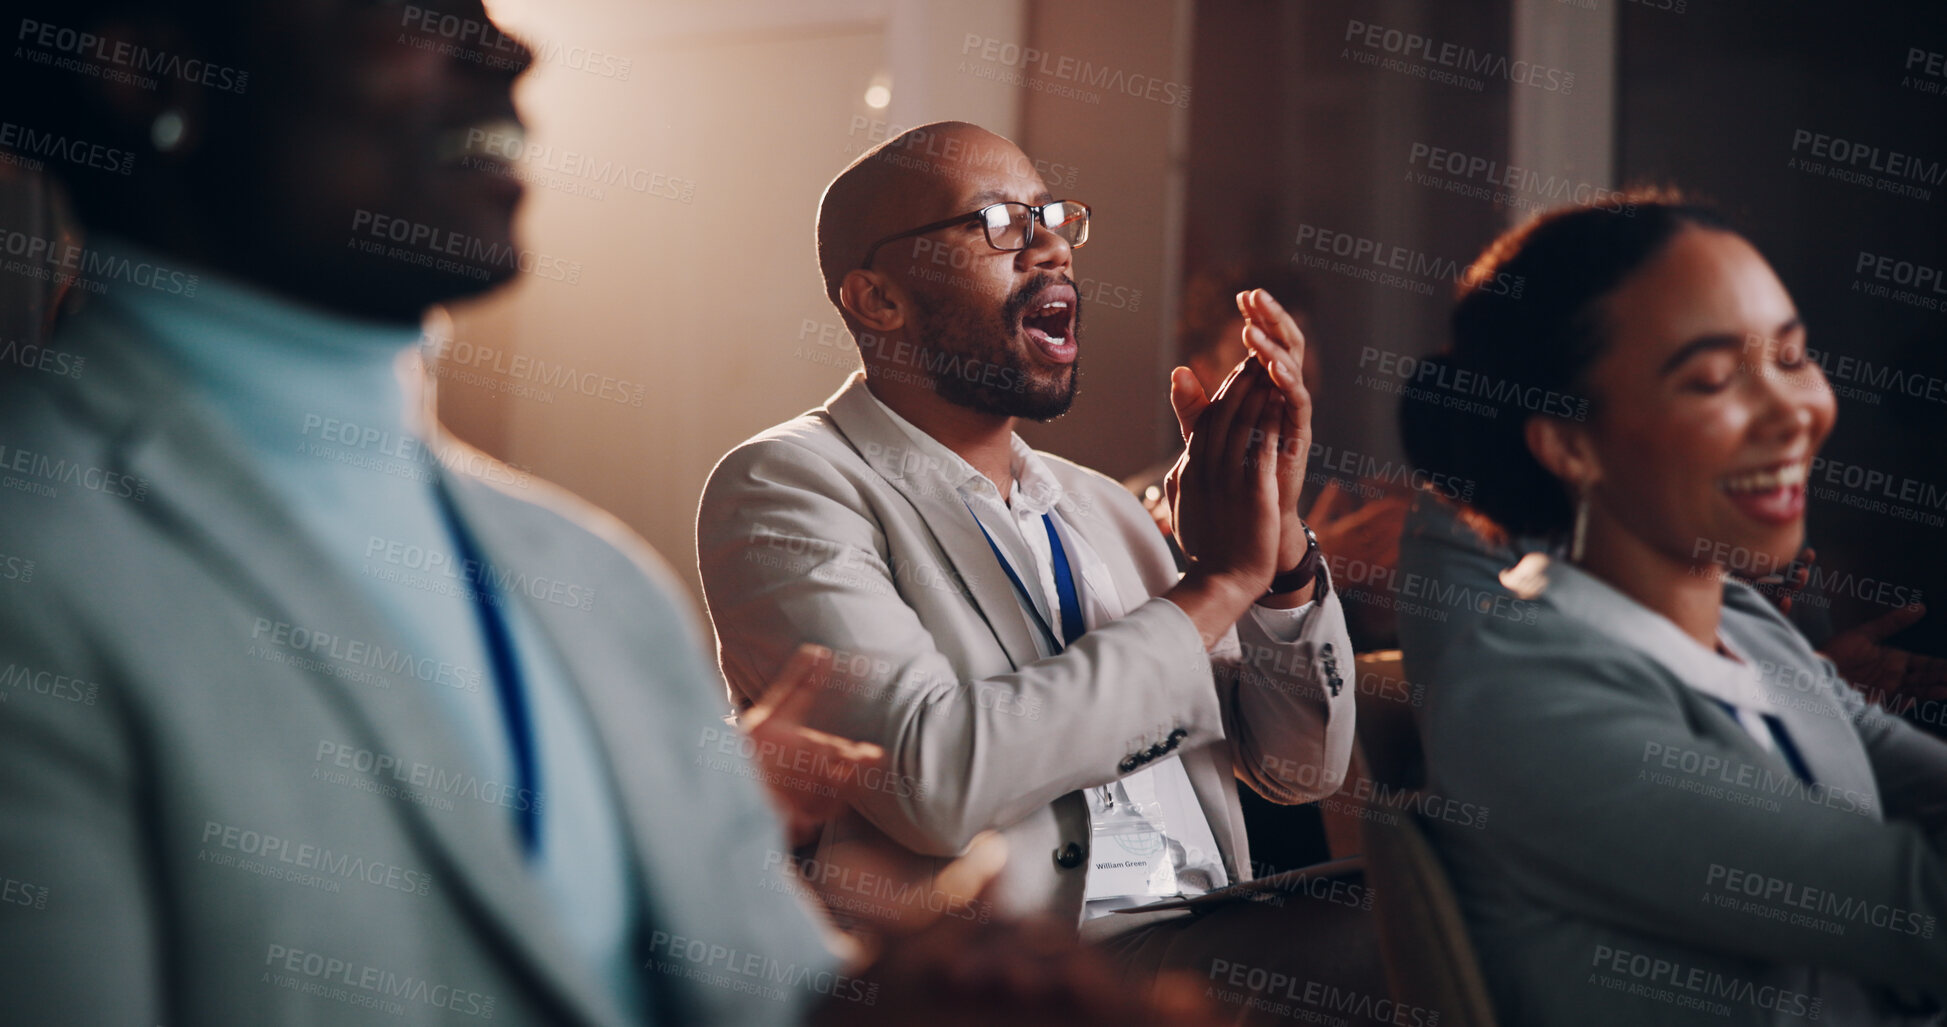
839, 269, 907, 334
1525, 414, 1601, 488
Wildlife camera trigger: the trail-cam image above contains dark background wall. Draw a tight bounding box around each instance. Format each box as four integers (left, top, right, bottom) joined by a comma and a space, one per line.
1176, 0, 1516, 478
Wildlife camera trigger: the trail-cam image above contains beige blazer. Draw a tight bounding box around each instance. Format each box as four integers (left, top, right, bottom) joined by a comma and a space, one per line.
696, 372, 1356, 923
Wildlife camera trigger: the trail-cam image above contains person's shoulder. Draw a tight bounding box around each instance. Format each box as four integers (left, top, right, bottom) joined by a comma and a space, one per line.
0, 373, 154, 597
1719, 579, 1843, 695
737, 406, 847, 452
1719, 577, 1810, 648
699, 409, 890, 533
1419, 609, 1677, 779
0, 380, 209, 705
1437, 589, 1666, 704
706, 407, 862, 485
1401, 490, 1526, 564
0, 347, 121, 458
435, 438, 694, 614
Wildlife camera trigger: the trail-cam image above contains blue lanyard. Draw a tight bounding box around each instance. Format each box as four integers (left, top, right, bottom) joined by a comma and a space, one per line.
1709, 698, 1815, 785
965, 500, 1085, 653
437, 486, 543, 855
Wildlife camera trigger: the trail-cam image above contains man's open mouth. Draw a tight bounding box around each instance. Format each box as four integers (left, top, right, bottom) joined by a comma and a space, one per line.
1020, 283, 1079, 364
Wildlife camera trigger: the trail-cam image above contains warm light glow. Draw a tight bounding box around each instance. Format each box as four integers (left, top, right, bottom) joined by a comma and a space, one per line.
864, 83, 892, 109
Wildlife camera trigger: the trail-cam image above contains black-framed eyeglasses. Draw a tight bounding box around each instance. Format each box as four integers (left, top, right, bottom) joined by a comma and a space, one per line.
860, 200, 1090, 269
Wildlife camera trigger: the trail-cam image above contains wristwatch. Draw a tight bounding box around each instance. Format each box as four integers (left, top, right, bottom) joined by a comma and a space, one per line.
1266, 521, 1323, 597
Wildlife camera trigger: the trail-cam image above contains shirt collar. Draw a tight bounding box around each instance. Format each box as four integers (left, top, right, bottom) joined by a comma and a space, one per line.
1007, 435, 1066, 516
858, 383, 1066, 514
1536, 557, 1778, 714
82, 233, 427, 458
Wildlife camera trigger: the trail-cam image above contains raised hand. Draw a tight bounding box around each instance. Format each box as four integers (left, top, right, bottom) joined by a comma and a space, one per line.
1236, 288, 1317, 598
742, 644, 887, 848
1157, 359, 1293, 646
1822, 602, 1947, 704
1165, 358, 1286, 596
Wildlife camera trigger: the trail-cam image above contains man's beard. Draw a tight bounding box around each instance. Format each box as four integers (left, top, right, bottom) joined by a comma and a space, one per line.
906, 272, 1080, 421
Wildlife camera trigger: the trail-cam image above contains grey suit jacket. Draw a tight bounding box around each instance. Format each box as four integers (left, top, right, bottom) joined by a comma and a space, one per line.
1413, 548, 1947, 1026
695, 372, 1356, 923
0, 309, 839, 1024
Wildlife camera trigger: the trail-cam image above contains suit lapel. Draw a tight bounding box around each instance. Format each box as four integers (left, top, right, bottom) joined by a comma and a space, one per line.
824, 374, 1043, 670
102, 365, 628, 1027
1548, 559, 1878, 807
1758, 686, 1879, 812
436, 473, 698, 952
1726, 590, 1883, 811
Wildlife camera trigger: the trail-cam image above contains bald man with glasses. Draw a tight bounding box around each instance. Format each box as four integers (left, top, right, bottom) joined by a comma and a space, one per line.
697, 122, 1376, 1021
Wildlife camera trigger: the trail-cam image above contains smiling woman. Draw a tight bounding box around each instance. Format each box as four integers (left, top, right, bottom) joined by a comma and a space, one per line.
1394, 192, 1947, 1027
1400, 195, 1733, 541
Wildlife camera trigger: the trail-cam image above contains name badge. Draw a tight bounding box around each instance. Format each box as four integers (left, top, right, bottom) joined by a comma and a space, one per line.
1084, 771, 1177, 901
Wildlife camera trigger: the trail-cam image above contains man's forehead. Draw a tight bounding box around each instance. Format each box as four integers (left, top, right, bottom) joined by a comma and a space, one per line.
895, 130, 1050, 206
954, 183, 1057, 209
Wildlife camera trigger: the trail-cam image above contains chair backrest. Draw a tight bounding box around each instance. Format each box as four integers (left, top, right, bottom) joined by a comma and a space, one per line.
1364, 806, 1500, 1026
1353, 652, 1499, 1027
1317, 651, 1425, 861
1351, 650, 1425, 790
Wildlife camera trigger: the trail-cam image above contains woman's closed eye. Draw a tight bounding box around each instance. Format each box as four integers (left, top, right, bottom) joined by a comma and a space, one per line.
1679, 354, 1740, 393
